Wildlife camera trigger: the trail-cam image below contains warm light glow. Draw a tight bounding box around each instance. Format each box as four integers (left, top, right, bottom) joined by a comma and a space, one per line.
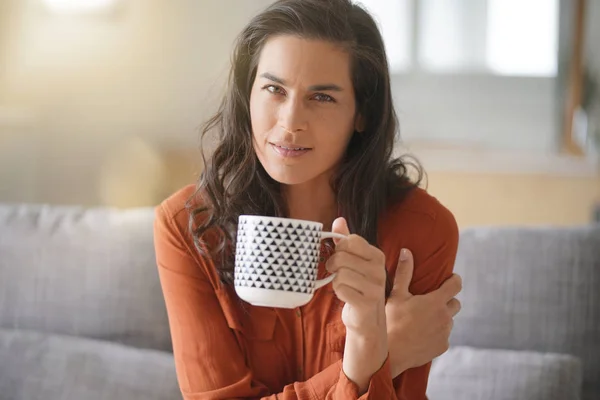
356, 0, 413, 72
41, 0, 118, 14
486, 0, 559, 76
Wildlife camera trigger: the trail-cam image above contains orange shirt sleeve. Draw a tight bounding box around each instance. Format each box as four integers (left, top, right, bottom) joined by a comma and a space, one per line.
154, 202, 397, 399
392, 202, 460, 400
335, 357, 396, 399
334, 200, 460, 400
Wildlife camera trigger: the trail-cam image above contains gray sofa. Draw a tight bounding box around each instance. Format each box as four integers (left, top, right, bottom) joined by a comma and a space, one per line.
427, 226, 599, 400
0, 204, 179, 400
0, 204, 598, 400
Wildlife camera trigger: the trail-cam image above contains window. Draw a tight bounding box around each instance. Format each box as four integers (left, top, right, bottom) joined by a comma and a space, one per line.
356, 0, 564, 155
486, 0, 559, 76
355, 0, 414, 72
357, 0, 560, 77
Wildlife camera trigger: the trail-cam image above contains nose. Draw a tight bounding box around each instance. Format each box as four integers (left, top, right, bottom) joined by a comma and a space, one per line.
278, 97, 308, 133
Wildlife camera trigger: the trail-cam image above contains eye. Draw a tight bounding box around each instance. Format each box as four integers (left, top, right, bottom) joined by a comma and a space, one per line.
263, 84, 285, 95
312, 93, 335, 103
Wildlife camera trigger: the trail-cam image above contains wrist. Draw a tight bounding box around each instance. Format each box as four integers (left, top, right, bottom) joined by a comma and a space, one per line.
390, 356, 410, 378
387, 334, 412, 378
343, 330, 388, 394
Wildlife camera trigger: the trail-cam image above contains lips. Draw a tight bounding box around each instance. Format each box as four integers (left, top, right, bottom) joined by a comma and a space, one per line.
270, 143, 312, 158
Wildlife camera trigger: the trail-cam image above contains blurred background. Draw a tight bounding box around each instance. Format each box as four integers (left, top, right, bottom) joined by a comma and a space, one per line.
0, 0, 599, 228
1, 4, 599, 399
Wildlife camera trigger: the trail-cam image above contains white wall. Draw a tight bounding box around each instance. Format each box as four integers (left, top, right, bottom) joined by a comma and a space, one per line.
392, 74, 557, 152
0, 0, 596, 206
0, 0, 273, 205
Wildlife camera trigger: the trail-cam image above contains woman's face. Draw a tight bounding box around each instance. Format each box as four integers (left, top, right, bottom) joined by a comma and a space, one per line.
250, 35, 361, 186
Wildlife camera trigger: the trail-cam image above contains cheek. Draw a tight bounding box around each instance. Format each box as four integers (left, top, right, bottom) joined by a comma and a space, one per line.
315, 109, 355, 150
250, 93, 276, 140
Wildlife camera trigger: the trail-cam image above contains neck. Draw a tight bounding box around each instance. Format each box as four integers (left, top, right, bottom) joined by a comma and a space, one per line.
282, 176, 337, 231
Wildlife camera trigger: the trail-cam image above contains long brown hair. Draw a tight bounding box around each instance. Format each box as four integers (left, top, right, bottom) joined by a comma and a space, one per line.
187, 0, 423, 292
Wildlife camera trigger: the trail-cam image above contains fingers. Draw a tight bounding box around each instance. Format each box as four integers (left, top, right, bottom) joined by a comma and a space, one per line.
334, 234, 381, 263
436, 273, 463, 302
327, 221, 387, 306
331, 217, 350, 245
332, 268, 384, 303
332, 283, 364, 306
331, 218, 383, 262
326, 251, 386, 285
390, 248, 414, 298
447, 297, 461, 317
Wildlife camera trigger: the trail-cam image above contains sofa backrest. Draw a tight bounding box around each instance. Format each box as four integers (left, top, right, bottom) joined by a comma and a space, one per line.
2, 203, 598, 396
0, 204, 171, 352
451, 225, 600, 400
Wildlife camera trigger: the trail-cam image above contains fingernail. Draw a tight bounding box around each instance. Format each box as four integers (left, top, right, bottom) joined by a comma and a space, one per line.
399, 248, 409, 262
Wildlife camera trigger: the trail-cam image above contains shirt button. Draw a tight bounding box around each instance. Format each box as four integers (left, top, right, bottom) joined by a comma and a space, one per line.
295, 309, 301, 317
319, 256, 325, 262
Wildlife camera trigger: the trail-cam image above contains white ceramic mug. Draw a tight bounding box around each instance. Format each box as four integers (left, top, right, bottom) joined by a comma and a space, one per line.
234, 215, 345, 308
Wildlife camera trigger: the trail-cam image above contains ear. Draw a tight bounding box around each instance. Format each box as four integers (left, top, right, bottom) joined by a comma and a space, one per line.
354, 113, 365, 133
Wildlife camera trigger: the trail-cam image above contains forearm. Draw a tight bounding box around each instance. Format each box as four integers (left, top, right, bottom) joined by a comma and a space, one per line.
343, 328, 389, 394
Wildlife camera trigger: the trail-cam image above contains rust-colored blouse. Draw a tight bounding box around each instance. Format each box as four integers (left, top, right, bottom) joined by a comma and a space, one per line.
154, 184, 459, 399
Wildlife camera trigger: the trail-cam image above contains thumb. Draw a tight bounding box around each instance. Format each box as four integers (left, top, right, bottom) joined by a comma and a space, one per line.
331, 217, 350, 244
391, 248, 414, 297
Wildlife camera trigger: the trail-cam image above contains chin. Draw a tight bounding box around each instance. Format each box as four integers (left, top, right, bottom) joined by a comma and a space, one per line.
261, 165, 319, 186
267, 171, 314, 186
256, 150, 335, 187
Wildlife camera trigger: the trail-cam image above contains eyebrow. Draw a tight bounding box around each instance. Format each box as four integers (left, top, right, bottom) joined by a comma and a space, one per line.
259, 72, 344, 92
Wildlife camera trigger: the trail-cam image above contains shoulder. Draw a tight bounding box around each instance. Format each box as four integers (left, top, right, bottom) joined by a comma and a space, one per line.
382, 186, 458, 242
153, 184, 225, 287
153, 184, 206, 265
379, 186, 459, 293
155, 183, 211, 240
155, 183, 198, 228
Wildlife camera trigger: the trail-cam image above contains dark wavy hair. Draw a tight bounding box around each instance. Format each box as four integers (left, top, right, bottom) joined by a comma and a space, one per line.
187, 0, 423, 294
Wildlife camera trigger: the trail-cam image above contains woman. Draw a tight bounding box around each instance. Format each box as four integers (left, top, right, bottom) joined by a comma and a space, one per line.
154, 0, 462, 398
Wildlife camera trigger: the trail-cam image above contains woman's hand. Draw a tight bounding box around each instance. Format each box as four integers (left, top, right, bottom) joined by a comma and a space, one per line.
386, 248, 462, 377
326, 217, 389, 393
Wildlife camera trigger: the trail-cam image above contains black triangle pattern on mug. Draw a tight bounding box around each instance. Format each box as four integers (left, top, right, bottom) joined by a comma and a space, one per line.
234, 218, 321, 294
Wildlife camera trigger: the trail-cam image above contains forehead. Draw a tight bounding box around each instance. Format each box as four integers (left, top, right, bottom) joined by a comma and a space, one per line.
256, 35, 352, 87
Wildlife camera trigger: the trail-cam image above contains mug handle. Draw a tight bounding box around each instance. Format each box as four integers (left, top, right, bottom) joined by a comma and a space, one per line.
314, 232, 347, 289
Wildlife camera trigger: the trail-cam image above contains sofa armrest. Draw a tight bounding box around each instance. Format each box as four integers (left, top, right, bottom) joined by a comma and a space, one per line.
426, 346, 583, 400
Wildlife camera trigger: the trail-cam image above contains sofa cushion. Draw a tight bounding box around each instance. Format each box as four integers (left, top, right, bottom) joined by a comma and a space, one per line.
0, 204, 171, 352
451, 225, 600, 400
0, 328, 180, 400
427, 346, 583, 400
